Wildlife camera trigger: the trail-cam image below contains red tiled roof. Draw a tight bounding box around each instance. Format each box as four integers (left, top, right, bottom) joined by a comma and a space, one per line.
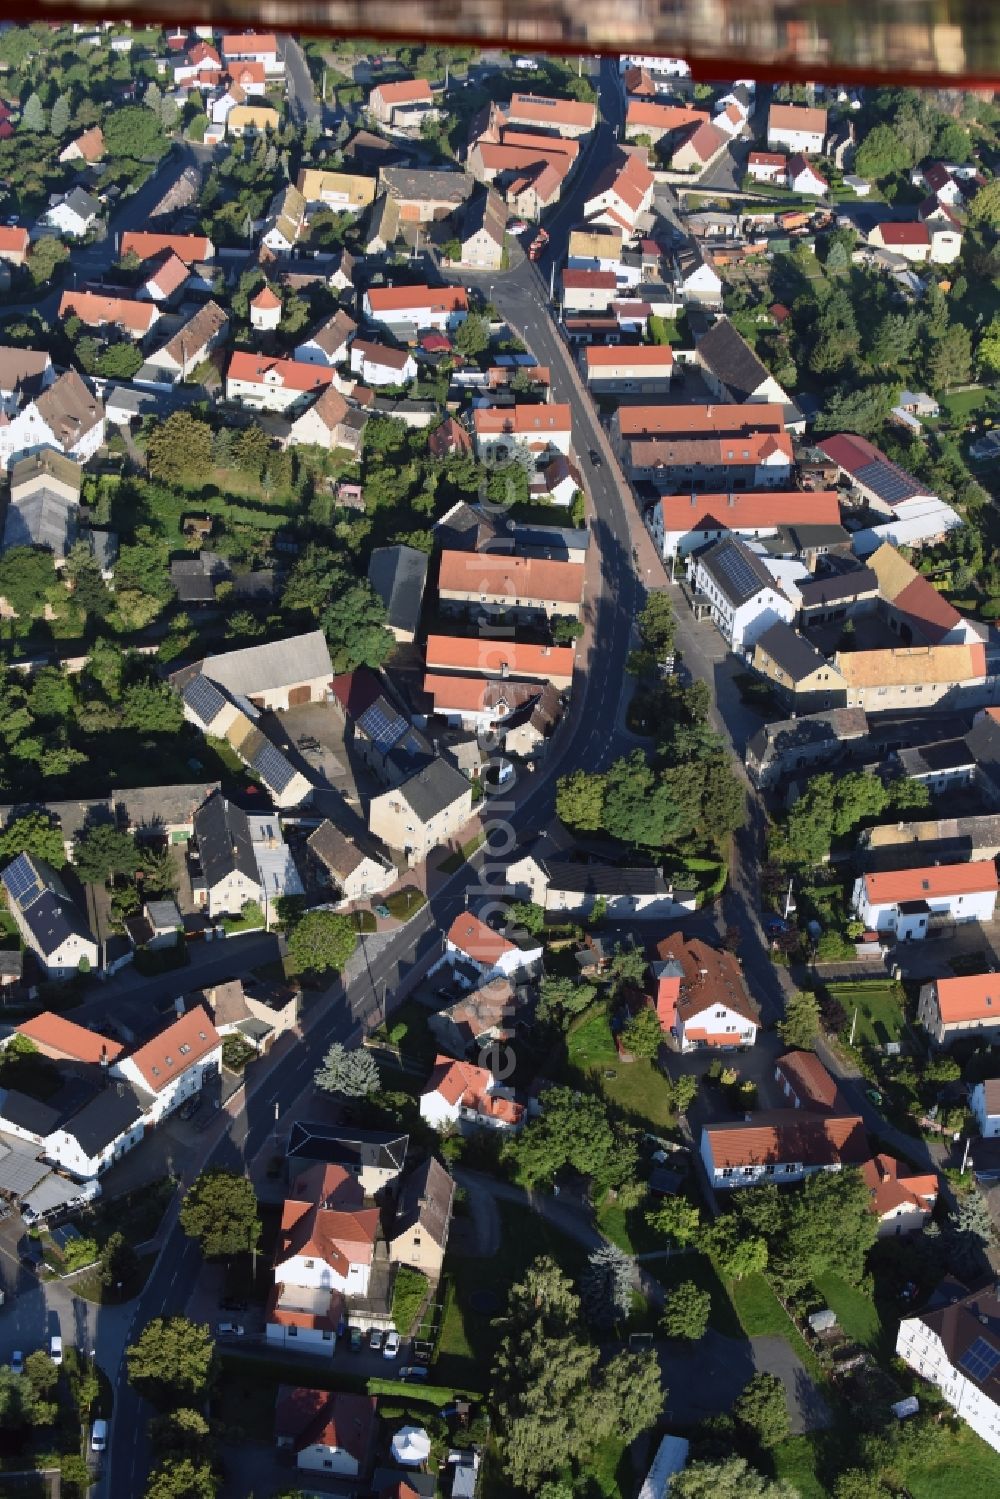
59, 291, 158, 334
775, 1050, 843, 1111
769, 102, 828, 134
931, 974, 1000, 1024
371, 79, 433, 107
274, 1387, 375, 1459
508, 92, 596, 130
473, 402, 571, 436
425, 1054, 525, 1126
222, 32, 278, 55
878, 222, 931, 247
120, 232, 213, 263
70, 126, 104, 161
446, 912, 517, 965
277, 1197, 379, 1281
126, 1005, 220, 1092
144, 249, 190, 297
656, 936, 759, 1028
438, 550, 584, 605
675, 120, 728, 162
619, 403, 785, 438
749, 151, 788, 167
658, 490, 839, 533
227, 351, 335, 393
424, 636, 575, 679
632, 431, 793, 468
366, 284, 468, 315
862, 1154, 938, 1218
0, 226, 29, 254
863, 860, 999, 906
705, 1111, 867, 1170
626, 99, 708, 132
500, 128, 579, 158
251, 283, 281, 309
585, 344, 673, 368
562, 269, 618, 290
17, 1011, 123, 1064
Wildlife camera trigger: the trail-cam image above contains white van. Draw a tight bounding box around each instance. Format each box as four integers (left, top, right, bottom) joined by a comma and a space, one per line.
91, 1419, 107, 1452
49, 1335, 62, 1365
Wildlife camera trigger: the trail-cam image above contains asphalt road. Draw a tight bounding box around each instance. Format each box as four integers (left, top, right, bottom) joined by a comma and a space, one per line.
280, 35, 321, 127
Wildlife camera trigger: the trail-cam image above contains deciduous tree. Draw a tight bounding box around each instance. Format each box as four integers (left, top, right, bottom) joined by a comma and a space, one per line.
647, 1195, 702, 1249
778, 990, 821, 1050
180, 1169, 261, 1259
735, 1372, 790, 1448
286, 910, 356, 974
0, 811, 66, 867
126, 1317, 215, 1407
74, 824, 141, 884
661, 1280, 711, 1340
672, 1455, 796, 1499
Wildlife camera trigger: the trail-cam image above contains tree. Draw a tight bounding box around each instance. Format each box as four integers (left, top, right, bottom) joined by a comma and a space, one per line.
537, 975, 596, 1028
49, 92, 71, 138
929, 323, 972, 390
159, 96, 180, 133
735, 1372, 790, 1448
834, 1470, 891, 1499
669, 1072, 698, 1115
453, 313, 490, 358
672, 1456, 797, 1499
779, 990, 821, 1050
98, 1231, 138, 1292
149, 1408, 212, 1463
0, 546, 57, 617
579, 1242, 633, 1327
510, 1086, 635, 1192
24, 1350, 58, 1396
121, 682, 184, 734
661, 1280, 711, 1341
126, 1318, 215, 1407
146, 413, 213, 481
286, 910, 356, 975
96, 343, 144, 380
621, 1006, 664, 1059
637, 592, 676, 658
867, 311, 916, 372
708, 1216, 768, 1281
21, 91, 46, 133
555, 768, 605, 831
978, 317, 1000, 377
647, 1195, 701, 1249
968, 177, 1000, 227
934, 117, 972, 163
74, 824, 141, 884
143, 80, 163, 113
317, 575, 393, 672
505, 900, 546, 937
234, 425, 272, 477
0, 811, 66, 867
180, 1169, 261, 1259
770, 1169, 879, 1292
144, 1458, 217, 1499
29, 236, 69, 287
814, 384, 897, 436
103, 105, 166, 160
314, 1041, 380, 1098
592, 1348, 663, 1443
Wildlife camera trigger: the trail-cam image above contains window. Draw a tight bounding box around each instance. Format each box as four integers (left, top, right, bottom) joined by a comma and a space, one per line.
304, 1259, 314, 1268
288, 1325, 298, 1337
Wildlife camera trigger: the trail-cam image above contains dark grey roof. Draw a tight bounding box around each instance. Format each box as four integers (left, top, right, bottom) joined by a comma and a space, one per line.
967, 714, 1000, 788
699, 534, 776, 608
506, 523, 591, 558
192, 793, 259, 891
778, 523, 852, 553
0, 1088, 61, 1137
1, 851, 95, 958
0, 950, 22, 977
61, 1080, 144, 1155
463, 184, 507, 246
797, 566, 878, 608
170, 552, 229, 604
434, 501, 499, 554
367, 545, 429, 636
754, 620, 832, 681
381, 166, 474, 205
287, 1120, 408, 1174
3, 492, 77, 557
897, 738, 976, 778
695, 316, 772, 402
392, 1156, 455, 1250
398, 759, 471, 822
541, 861, 670, 897
88, 529, 118, 569
747, 707, 868, 765
63, 186, 102, 220
181, 673, 229, 729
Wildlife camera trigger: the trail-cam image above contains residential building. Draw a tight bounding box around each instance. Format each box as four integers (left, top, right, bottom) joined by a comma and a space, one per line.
0, 367, 105, 471
506, 852, 695, 920
971, 1079, 1000, 1138
445, 911, 542, 981
367, 545, 428, 643
862, 1155, 938, 1236
775, 1050, 845, 1112
669, 119, 730, 172
472, 403, 572, 461
896, 1280, 1000, 1450
624, 99, 708, 145
689, 535, 796, 653
388, 1156, 455, 1278
296, 168, 376, 213
142, 300, 229, 384
428, 977, 518, 1059
672, 240, 724, 306
767, 102, 827, 153
190, 793, 264, 919
43, 186, 102, 238
0, 346, 54, 412
747, 150, 787, 183
363, 285, 469, 339
438, 550, 584, 623
582, 149, 654, 234
504, 92, 596, 138
221, 33, 283, 74
817, 432, 936, 515
0, 852, 98, 979
627, 430, 794, 490
58, 126, 104, 164
44, 1080, 146, 1182
368, 759, 473, 863
369, 78, 435, 128
653, 935, 760, 1051
113, 1005, 222, 1125
789, 154, 828, 194
189, 630, 333, 712
349, 340, 417, 387
584, 344, 673, 394
750, 623, 846, 712
860, 813, 1000, 871
200, 976, 299, 1053
918, 974, 1000, 1047
744, 707, 868, 790
420, 1056, 525, 1133
137, 250, 190, 304
250, 284, 282, 331
273, 1164, 379, 1301
895, 738, 979, 795
225, 351, 335, 412
287, 1121, 407, 1199
834, 641, 988, 713
869, 220, 962, 263
58, 291, 159, 340
294, 310, 357, 368
852, 860, 999, 939
615, 401, 785, 454
120, 231, 215, 263
701, 1112, 867, 1188
226, 104, 280, 137
274, 1388, 375, 1475
330, 668, 432, 788
288, 388, 368, 455
307, 821, 396, 903
796, 567, 881, 626
424, 635, 575, 690
694, 317, 792, 408
0, 226, 30, 265
561, 269, 619, 314
459, 187, 507, 269
379, 166, 475, 223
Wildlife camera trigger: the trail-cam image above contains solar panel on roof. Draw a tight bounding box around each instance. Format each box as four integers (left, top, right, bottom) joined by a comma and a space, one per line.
183, 673, 226, 725
959, 1336, 1000, 1383
358, 700, 408, 756
3, 852, 41, 908
252, 741, 296, 795
711, 542, 766, 603
854, 459, 919, 507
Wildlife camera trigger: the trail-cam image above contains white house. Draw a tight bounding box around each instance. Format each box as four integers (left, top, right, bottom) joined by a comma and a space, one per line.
767, 102, 827, 154
788, 153, 828, 195
306, 821, 396, 904
275, 1389, 375, 1476
225, 352, 335, 413
896, 1283, 1000, 1453
688, 535, 796, 654
349, 339, 417, 387
191, 794, 265, 919
221, 31, 284, 75
420, 1055, 525, 1133
653, 935, 760, 1051
647, 488, 841, 562
852, 860, 999, 939
362, 284, 469, 338
862, 1154, 938, 1237
916, 974, 1000, 1048
44, 1083, 147, 1182
444, 912, 542, 981
971, 1079, 1000, 1138
113, 1005, 222, 1125
0, 368, 105, 472
747, 150, 788, 184
584, 344, 672, 395
581, 150, 654, 235
293, 310, 356, 368
42, 187, 102, 239
701, 1111, 868, 1189
506, 854, 697, 922
472, 403, 572, 462
0, 853, 99, 979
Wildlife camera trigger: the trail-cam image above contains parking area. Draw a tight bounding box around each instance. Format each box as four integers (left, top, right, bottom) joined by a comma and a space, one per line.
267, 701, 368, 806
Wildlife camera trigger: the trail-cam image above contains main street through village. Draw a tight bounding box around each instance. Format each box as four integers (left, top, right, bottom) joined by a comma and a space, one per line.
65, 53, 944, 1497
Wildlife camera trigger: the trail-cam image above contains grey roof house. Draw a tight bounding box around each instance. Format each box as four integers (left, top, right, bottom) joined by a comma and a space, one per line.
367, 545, 429, 643
190, 793, 264, 920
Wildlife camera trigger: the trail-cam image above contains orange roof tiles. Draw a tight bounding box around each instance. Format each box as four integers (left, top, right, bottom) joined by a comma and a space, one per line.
277, 1197, 379, 1280
706, 1111, 868, 1170
775, 1050, 843, 1112
59, 291, 158, 334
508, 92, 596, 130
473, 402, 571, 436
863, 860, 999, 906
251, 283, 281, 308
438, 550, 585, 605
144, 250, 190, 297
562, 269, 618, 290
931, 973, 1000, 1024
70, 126, 104, 161
658, 489, 841, 532
366, 284, 468, 315
835, 641, 986, 688
627, 99, 709, 131
425, 636, 575, 680
862, 1154, 938, 1218
0, 226, 29, 255
619, 403, 785, 438
222, 32, 278, 54
633, 431, 794, 468
500, 128, 579, 158
585, 345, 673, 368
769, 102, 828, 135
126, 1006, 220, 1092
656, 936, 759, 1028
17, 1011, 123, 1064
372, 79, 433, 106
227, 350, 336, 393
447, 912, 517, 965
425, 1054, 525, 1126
120, 231, 213, 263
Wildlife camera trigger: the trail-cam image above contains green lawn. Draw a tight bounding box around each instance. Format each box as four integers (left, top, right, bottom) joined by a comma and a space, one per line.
379, 998, 439, 1073
813, 1272, 885, 1352
904, 1421, 1000, 1498
939, 386, 999, 426
825, 980, 906, 1048
435, 1202, 588, 1389
727, 1271, 824, 1379
773, 1435, 828, 1499
564, 1005, 676, 1129
384, 887, 428, 921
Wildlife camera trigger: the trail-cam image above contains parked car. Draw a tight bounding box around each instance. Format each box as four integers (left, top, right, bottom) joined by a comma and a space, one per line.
216, 1323, 244, 1338
49, 1335, 62, 1366
589, 448, 602, 467
10, 1351, 24, 1375
383, 1330, 401, 1359
91, 1419, 108, 1452
369, 1328, 384, 1352
399, 1365, 428, 1382
349, 1326, 363, 1352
